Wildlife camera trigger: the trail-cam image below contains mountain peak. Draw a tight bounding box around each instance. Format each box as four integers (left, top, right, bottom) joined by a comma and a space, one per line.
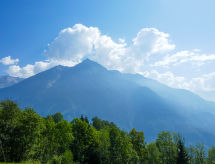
82, 58, 94, 63
80, 58, 100, 65
75, 59, 107, 71
1, 57, 215, 146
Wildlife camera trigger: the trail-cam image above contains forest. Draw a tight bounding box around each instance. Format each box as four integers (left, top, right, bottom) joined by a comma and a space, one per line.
0, 100, 215, 164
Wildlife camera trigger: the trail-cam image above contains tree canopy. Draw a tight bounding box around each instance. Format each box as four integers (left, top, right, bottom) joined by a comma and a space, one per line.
0, 100, 213, 164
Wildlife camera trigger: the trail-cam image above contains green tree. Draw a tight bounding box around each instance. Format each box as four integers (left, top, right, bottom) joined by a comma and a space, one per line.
156, 131, 177, 164
207, 146, 215, 164
54, 120, 74, 154
92, 116, 115, 130
195, 143, 205, 164
176, 136, 189, 164
147, 142, 161, 164
129, 128, 147, 163
0, 100, 22, 162
187, 146, 195, 164
30, 117, 73, 162
38, 117, 57, 162
50, 112, 64, 123
109, 127, 135, 164
187, 143, 205, 164
71, 118, 99, 163
0, 101, 43, 162
17, 107, 43, 161
96, 129, 111, 164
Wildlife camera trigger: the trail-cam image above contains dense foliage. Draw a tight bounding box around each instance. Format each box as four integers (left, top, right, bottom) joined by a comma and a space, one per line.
0, 100, 215, 164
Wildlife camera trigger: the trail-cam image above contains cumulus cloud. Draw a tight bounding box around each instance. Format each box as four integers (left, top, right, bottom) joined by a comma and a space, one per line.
131, 28, 175, 56
6, 61, 52, 78
3, 24, 215, 100
44, 24, 175, 73
44, 24, 100, 64
0, 56, 19, 65
8, 24, 174, 78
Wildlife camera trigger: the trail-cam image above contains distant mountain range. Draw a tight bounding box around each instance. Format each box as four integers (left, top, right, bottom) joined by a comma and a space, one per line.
0, 75, 23, 88
0, 59, 215, 146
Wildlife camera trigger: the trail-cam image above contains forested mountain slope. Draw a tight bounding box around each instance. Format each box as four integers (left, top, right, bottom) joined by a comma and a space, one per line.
0, 59, 215, 145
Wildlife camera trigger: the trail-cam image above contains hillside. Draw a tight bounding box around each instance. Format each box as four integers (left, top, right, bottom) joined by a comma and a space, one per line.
0, 59, 215, 145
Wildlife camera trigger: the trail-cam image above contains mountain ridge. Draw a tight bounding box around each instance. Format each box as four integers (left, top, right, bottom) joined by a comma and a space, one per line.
0, 59, 215, 146
0, 75, 23, 89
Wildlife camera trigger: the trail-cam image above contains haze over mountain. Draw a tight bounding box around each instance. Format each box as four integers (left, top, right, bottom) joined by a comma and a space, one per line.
0, 75, 23, 89
196, 90, 215, 103
0, 59, 215, 146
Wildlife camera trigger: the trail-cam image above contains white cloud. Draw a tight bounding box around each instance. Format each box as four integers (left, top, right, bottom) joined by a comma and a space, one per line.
142, 69, 215, 97
3, 24, 215, 101
189, 72, 215, 91
142, 70, 187, 89
9, 24, 174, 78
131, 28, 175, 56
0, 56, 19, 65
6, 61, 51, 78
152, 50, 215, 67
43, 24, 175, 74
44, 24, 100, 64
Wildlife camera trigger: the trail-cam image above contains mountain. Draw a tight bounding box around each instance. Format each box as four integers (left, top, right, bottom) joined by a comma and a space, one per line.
0, 75, 23, 88
0, 59, 215, 146
196, 90, 215, 103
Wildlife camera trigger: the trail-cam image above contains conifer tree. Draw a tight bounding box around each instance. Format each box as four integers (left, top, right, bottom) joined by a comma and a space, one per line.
176, 137, 189, 164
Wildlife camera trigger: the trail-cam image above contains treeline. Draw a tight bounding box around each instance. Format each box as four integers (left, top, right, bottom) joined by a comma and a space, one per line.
0, 100, 215, 164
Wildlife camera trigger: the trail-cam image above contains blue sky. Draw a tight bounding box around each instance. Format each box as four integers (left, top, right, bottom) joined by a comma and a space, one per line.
1, 0, 215, 101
